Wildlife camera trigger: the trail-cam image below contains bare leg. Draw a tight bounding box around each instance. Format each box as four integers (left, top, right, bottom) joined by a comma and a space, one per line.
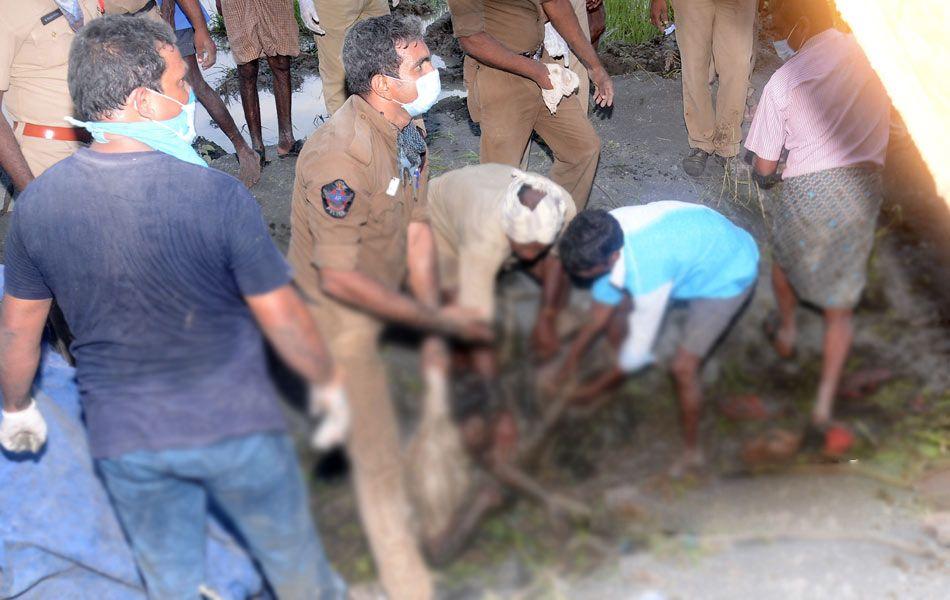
266, 55, 297, 155
184, 54, 261, 188
670, 347, 705, 474
770, 262, 798, 358
237, 60, 264, 154
813, 308, 853, 426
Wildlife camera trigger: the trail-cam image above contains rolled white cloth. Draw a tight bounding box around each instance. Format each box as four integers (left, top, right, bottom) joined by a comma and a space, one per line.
540, 63, 580, 114
0, 399, 48, 454
543, 22, 570, 67
309, 382, 350, 450
501, 169, 571, 245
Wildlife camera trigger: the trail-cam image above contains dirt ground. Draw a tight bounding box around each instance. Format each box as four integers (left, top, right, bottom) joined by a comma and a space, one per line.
1, 23, 948, 600
182, 37, 950, 597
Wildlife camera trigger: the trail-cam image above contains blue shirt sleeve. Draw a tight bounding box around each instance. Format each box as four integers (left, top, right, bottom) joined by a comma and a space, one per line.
226, 187, 292, 297
591, 273, 624, 306
3, 212, 52, 300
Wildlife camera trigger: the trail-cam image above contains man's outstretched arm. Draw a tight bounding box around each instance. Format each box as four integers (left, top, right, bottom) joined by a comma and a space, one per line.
0, 92, 35, 192
245, 284, 334, 385
457, 32, 555, 90
542, 0, 614, 106
0, 295, 50, 411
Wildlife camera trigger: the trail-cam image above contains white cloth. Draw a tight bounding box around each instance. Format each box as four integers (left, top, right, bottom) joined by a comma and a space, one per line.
543, 22, 570, 67
501, 169, 571, 244
309, 382, 350, 449
541, 63, 580, 114
0, 399, 48, 454
617, 283, 673, 373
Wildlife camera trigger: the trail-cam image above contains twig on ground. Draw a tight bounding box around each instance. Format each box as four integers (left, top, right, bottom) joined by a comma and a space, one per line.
492, 462, 592, 521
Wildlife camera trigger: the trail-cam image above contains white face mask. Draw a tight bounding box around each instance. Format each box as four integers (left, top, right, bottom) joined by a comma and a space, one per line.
388, 69, 441, 117
772, 21, 801, 62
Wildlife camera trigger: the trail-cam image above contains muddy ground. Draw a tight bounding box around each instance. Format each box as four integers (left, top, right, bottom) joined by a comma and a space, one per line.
183, 36, 950, 598
1, 21, 948, 600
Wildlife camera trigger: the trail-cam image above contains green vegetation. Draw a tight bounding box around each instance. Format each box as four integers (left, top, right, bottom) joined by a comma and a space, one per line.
604, 0, 664, 45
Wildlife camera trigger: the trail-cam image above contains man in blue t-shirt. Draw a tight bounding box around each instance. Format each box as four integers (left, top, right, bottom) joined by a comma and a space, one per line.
0, 17, 343, 598
555, 202, 760, 476
157, 0, 263, 187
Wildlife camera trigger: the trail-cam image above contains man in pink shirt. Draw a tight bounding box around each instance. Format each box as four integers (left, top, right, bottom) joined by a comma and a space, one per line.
746, 0, 890, 444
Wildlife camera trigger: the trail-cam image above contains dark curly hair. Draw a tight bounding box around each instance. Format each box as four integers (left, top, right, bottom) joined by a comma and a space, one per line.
558, 210, 624, 276
342, 14, 425, 97
68, 15, 176, 121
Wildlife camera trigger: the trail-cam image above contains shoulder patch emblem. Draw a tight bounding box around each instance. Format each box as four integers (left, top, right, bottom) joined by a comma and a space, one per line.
321, 179, 355, 218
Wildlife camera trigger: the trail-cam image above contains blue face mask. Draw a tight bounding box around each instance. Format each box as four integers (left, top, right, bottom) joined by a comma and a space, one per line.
66, 89, 207, 168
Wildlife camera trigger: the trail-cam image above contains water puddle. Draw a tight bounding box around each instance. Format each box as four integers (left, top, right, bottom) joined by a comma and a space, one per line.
196, 14, 463, 154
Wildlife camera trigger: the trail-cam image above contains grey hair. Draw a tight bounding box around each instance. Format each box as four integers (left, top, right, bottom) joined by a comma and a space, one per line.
68, 15, 177, 121
342, 14, 425, 97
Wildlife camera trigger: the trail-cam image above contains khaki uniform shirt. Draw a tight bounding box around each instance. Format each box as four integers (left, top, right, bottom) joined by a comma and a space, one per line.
289, 95, 430, 305
448, 0, 545, 54
428, 163, 576, 320
0, 0, 98, 127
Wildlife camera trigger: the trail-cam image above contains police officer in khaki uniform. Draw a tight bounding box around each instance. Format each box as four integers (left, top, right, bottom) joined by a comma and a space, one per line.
298, 0, 391, 116
288, 15, 491, 600
0, 0, 98, 197
447, 0, 614, 211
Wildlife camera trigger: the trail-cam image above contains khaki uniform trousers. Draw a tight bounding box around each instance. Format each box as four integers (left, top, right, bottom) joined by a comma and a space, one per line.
308, 300, 433, 600
465, 56, 600, 212
672, 0, 756, 157
314, 0, 390, 115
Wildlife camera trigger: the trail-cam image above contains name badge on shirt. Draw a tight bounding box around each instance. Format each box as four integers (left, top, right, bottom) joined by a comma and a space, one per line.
41, 9, 64, 25
386, 177, 400, 197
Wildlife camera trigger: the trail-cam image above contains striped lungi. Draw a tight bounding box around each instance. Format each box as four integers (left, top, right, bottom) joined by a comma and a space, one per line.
769, 165, 883, 309
220, 0, 301, 64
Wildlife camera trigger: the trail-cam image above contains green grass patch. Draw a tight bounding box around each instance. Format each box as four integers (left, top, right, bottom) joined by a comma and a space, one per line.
604, 0, 664, 45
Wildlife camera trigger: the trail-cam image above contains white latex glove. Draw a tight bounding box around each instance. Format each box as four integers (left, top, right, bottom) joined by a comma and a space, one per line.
543, 22, 570, 67
540, 63, 580, 114
0, 399, 48, 454
198, 0, 218, 16
297, 0, 326, 35
391, 0, 400, 7
309, 380, 350, 450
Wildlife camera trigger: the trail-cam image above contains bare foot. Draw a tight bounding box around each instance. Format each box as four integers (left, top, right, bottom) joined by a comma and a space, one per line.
764, 315, 796, 359
668, 448, 706, 479
235, 146, 262, 188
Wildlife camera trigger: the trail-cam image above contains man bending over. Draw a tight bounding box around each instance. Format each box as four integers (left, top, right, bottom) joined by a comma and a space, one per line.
555, 203, 759, 476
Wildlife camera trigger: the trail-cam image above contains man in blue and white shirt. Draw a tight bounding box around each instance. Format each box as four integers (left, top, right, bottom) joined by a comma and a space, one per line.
556, 201, 759, 474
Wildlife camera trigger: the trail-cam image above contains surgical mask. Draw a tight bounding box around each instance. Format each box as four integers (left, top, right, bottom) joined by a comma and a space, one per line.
772, 21, 800, 62
388, 69, 441, 117
65, 89, 207, 168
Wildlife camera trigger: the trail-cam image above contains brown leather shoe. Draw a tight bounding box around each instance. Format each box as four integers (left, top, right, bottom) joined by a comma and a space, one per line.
682, 148, 710, 177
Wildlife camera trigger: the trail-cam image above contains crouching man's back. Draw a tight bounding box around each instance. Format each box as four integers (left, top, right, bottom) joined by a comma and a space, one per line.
0, 16, 346, 599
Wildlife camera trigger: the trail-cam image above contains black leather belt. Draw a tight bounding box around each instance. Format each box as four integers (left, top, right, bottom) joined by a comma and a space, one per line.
519, 45, 543, 61
131, 0, 157, 16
